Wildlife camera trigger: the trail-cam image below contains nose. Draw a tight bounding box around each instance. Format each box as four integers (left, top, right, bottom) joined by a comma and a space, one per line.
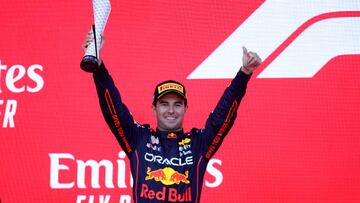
168, 105, 175, 113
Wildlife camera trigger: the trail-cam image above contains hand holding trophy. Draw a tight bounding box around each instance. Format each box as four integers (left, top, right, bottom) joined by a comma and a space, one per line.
80, 0, 111, 72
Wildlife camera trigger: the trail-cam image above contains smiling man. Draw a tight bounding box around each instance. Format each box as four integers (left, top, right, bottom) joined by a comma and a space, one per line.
82, 31, 261, 203
152, 81, 188, 132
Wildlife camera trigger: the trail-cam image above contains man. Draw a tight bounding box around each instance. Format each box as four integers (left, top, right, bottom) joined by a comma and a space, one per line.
82, 31, 261, 203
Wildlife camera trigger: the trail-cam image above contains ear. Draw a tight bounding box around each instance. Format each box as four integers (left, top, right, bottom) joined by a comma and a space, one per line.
152, 105, 157, 116
184, 105, 188, 113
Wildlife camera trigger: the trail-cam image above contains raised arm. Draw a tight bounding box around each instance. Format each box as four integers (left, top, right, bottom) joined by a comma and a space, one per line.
81, 30, 141, 155
200, 47, 261, 159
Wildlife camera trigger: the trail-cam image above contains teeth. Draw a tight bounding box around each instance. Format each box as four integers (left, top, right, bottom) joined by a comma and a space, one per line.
166, 117, 176, 120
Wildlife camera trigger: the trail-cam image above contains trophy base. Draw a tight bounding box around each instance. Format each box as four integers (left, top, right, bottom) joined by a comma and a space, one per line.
80, 55, 99, 72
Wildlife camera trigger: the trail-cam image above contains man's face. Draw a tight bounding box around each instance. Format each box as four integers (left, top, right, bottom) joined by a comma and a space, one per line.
152, 92, 187, 132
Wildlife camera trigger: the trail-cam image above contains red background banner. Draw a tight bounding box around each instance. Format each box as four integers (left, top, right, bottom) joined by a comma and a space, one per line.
1, 1, 359, 202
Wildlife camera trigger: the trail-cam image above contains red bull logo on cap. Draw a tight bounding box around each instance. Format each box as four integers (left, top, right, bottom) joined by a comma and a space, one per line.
145, 167, 190, 185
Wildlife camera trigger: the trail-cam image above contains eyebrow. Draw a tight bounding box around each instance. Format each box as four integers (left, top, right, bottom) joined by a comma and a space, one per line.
158, 100, 184, 104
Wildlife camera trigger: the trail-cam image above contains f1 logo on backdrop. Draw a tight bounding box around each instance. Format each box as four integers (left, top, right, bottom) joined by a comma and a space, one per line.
187, 0, 360, 79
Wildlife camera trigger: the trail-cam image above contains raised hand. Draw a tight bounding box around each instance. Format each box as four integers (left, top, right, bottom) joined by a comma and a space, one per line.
82, 30, 105, 55
241, 46, 262, 75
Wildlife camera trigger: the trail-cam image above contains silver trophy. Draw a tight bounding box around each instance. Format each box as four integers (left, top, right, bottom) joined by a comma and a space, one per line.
80, 0, 111, 72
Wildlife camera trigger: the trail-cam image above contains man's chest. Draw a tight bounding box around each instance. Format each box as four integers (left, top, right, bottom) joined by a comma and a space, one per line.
137, 134, 198, 185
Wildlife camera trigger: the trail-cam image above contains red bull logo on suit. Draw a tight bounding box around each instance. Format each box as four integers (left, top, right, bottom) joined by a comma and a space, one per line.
145, 167, 190, 185
142, 167, 192, 202
140, 184, 192, 202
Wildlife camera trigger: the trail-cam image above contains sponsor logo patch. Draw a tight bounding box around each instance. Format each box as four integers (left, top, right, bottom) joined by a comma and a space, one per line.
145, 167, 190, 185
158, 83, 184, 94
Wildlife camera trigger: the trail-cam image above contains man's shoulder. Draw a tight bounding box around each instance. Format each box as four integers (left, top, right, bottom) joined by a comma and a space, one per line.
187, 127, 203, 135
134, 122, 153, 131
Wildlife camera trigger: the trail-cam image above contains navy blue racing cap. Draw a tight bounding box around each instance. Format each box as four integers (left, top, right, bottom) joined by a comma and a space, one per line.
152, 80, 187, 106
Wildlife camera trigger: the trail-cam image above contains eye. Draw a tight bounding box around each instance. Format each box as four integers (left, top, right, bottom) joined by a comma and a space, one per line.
159, 102, 168, 107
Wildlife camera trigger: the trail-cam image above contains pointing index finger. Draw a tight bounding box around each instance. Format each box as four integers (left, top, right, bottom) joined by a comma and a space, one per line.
242, 46, 250, 57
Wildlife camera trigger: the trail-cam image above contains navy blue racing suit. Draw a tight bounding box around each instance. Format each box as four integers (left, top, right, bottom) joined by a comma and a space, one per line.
93, 62, 251, 203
